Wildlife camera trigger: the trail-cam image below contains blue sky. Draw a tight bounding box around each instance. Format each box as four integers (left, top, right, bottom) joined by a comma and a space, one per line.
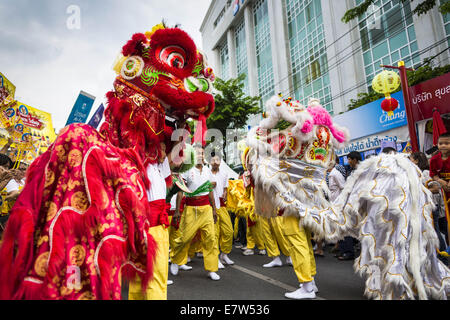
0, 0, 211, 130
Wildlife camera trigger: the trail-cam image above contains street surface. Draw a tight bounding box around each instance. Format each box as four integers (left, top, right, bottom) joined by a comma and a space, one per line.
122, 243, 366, 300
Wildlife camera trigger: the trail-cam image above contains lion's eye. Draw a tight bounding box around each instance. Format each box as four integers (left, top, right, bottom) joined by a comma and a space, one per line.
159, 46, 186, 69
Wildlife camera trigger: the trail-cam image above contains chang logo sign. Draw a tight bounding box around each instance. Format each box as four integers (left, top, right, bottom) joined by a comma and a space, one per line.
332, 91, 407, 141
379, 109, 406, 124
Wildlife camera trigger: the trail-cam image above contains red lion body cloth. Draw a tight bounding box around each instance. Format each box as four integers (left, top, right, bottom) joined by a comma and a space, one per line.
0, 24, 215, 299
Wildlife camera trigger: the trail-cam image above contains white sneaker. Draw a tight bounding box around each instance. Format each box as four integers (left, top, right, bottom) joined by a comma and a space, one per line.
167, 280, 173, 285
234, 244, 243, 249
242, 249, 254, 256
312, 279, 319, 293
263, 256, 282, 268
285, 285, 316, 300
179, 264, 192, 271
187, 257, 192, 264
286, 256, 293, 266
220, 253, 235, 265
170, 263, 179, 276
218, 260, 225, 269
258, 249, 267, 255
240, 246, 248, 251
196, 252, 203, 258
208, 272, 221, 281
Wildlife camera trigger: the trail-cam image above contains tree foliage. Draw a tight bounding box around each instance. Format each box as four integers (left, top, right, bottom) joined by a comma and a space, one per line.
207, 73, 261, 135
342, 0, 450, 23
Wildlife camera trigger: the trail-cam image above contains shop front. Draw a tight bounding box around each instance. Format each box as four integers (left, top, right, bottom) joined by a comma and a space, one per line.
333, 90, 409, 165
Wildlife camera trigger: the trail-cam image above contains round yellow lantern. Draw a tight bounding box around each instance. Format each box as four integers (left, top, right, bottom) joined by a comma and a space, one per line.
372, 70, 401, 117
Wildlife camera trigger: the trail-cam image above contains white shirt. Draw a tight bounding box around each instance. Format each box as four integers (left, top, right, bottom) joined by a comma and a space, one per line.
170, 194, 177, 210
181, 165, 213, 197
211, 169, 229, 209
146, 157, 171, 202
5, 179, 19, 193
328, 167, 346, 202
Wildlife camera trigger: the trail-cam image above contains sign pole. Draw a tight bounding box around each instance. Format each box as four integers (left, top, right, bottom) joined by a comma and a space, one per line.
380, 61, 419, 152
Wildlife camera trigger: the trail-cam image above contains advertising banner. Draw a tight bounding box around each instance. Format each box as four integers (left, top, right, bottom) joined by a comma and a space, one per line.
87, 103, 104, 129
410, 72, 450, 121
334, 125, 409, 156
65, 91, 95, 126
13, 101, 57, 142
333, 90, 407, 141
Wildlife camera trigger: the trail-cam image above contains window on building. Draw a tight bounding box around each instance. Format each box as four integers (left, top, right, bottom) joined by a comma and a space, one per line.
357, 0, 421, 90
219, 39, 230, 80
235, 19, 249, 95
441, 0, 450, 47
253, 0, 275, 107
286, 0, 333, 113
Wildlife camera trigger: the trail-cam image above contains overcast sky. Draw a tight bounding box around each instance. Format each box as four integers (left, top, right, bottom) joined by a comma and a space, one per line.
0, 0, 212, 131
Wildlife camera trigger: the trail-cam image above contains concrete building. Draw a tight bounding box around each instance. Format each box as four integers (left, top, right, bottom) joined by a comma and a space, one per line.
200, 0, 450, 166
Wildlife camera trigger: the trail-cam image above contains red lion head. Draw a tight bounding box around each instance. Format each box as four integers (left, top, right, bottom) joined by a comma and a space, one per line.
100, 23, 215, 164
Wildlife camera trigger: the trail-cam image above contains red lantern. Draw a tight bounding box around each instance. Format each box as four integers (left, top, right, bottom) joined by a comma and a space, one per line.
381, 97, 399, 117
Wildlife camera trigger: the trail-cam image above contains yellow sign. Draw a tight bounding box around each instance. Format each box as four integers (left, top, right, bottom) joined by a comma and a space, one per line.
0, 72, 16, 97
0, 101, 56, 162
11, 101, 56, 143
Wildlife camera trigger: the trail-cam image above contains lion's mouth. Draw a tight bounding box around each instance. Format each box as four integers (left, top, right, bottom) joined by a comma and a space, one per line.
153, 82, 214, 123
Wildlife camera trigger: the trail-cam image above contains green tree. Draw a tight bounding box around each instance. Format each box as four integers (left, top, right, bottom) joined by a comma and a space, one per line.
207, 73, 261, 134
190, 73, 261, 161
342, 0, 450, 23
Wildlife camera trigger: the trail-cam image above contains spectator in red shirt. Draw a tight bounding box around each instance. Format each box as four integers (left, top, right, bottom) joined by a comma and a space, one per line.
430, 132, 450, 196
429, 132, 450, 251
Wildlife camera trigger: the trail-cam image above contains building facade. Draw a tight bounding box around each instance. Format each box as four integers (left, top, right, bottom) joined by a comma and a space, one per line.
200, 0, 450, 166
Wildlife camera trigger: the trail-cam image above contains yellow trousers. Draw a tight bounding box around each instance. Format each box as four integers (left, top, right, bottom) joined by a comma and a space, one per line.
168, 216, 181, 250
246, 221, 265, 250
259, 216, 290, 257
170, 205, 218, 272
128, 225, 169, 300
188, 231, 202, 258
214, 207, 234, 254
281, 215, 316, 283
168, 216, 200, 259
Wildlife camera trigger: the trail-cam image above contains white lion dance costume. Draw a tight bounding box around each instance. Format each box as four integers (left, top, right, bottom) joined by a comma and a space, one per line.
245, 94, 450, 300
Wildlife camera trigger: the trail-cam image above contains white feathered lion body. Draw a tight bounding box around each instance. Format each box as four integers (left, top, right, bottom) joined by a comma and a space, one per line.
245, 95, 450, 300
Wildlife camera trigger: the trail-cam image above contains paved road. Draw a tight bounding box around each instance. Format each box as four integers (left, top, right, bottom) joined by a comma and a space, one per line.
123, 243, 367, 300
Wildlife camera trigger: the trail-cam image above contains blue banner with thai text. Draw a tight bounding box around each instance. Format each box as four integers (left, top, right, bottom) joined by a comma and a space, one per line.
65, 91, 95, 126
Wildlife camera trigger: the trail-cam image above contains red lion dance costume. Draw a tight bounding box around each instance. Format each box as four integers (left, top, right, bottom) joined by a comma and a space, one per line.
0, 23, 215, 300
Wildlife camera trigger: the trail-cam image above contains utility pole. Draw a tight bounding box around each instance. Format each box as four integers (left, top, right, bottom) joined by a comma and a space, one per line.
380, 61, 418, 152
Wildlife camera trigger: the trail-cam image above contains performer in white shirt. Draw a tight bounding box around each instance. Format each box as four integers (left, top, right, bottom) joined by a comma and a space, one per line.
170, 144, 220, 281
210, 154, 235, 266
128, 142, 171, 300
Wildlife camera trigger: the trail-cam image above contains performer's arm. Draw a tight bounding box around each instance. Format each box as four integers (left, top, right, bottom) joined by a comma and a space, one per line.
209, 191, 217, 223
5, 190, 19, 201
174, 190, 183, 222
0, 137, 12, 154
0, 171, 14, 191
432, 175, 449, 190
